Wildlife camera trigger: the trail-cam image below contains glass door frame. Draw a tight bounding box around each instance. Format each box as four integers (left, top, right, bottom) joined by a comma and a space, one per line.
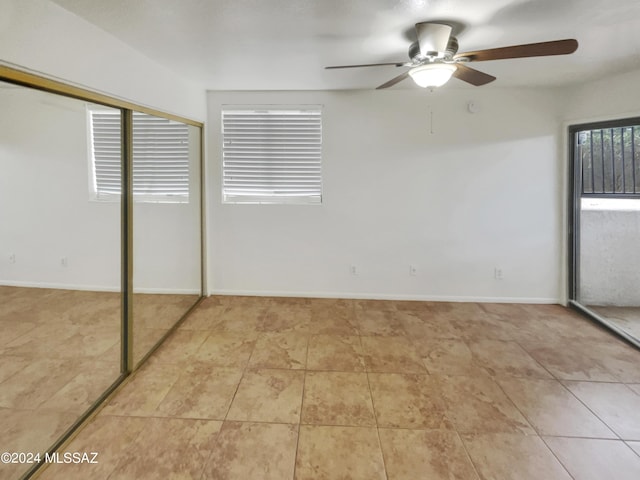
567, 117, 640, 349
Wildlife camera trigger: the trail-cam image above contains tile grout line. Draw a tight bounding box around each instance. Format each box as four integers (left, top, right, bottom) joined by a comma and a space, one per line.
292, 323, 312, 480
361, 332, 390, 480
200, 310, 257, 477
627, 441, 640, 459
487, 375, 577, 479
407, 311, 485, 480
512, 334, 629, 441
538, 435, 579, 480
419, 310, 558, 476
452, 429, 483, 480
555, 379, 622, 441
487, 333, 631, 478
219, 323, 254, 425
512, 337, 561, 380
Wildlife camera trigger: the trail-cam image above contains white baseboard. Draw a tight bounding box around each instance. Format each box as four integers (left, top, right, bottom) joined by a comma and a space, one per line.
133, 287, 201, 295
0, 280, 120, 292
208, 288, 560, 305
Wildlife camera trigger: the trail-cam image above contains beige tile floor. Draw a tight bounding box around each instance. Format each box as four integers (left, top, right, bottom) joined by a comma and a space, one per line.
589, 305, 640, 342
0, 287, 121, 480
26, 295, 640, 479
0, 286, 197, 480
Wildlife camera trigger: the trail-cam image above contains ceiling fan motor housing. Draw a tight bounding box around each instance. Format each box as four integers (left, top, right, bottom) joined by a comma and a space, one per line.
409, 36, 459, 63
415, 22, 453, 57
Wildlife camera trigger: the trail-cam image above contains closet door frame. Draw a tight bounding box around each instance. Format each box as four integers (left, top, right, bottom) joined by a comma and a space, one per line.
0, 64, 205, 479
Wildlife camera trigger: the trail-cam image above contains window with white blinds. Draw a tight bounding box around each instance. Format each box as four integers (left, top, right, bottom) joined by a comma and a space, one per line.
221, 106, 322, 204
89, 109, 190, 202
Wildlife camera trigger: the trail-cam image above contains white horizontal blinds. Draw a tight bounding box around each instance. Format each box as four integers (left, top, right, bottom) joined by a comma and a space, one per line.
90, 110, 122, 198
132, 112, 189, 199
222, 107, 322, 203
90, 110, 189, 201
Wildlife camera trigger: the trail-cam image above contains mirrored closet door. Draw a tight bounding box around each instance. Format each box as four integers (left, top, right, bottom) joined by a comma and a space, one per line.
131, 114, 202, 366
0, 81, 122, 480
0, 70, 203, 479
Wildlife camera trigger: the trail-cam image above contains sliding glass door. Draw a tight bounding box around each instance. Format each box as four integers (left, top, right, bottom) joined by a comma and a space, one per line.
569, 118, 640, 346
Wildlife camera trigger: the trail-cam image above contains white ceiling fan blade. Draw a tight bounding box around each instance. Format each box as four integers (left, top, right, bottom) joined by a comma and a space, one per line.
415, 22, 452, 57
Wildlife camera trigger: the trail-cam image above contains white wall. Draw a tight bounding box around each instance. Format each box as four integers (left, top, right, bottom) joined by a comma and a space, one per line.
0, 0, 205, 121
0, 0, 204, 294
0, 86, 120, 289
207, 87, 565, 302
0, 86, 201, 293
562, 68, 640, 123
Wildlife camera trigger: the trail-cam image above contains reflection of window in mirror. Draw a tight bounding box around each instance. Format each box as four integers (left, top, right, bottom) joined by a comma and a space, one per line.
88, 108, 190, 203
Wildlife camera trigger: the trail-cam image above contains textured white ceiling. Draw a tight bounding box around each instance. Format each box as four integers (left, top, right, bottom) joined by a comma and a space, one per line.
50, 0, 640, 90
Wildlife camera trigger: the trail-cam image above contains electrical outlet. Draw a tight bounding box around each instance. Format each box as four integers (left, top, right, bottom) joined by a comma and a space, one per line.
350, 265, 358, 275
409, 265, 417, 276
9, 253, 16, 264
61, 257, 68, 267
494, 267, 504, 280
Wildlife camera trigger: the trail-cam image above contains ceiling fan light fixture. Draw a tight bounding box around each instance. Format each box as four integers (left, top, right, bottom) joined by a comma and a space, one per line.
409, 63, 457, 88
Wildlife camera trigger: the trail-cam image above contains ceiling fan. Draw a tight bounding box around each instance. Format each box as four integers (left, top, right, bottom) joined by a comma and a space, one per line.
325, 22, 578, 89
